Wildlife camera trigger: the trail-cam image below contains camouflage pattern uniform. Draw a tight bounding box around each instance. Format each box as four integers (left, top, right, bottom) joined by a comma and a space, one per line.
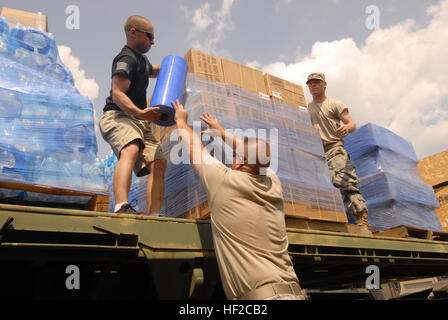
306, 73, 370, 233
325, 145, 370, 231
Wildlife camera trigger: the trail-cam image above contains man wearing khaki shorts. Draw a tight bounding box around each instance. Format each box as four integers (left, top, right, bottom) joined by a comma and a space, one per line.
306, 73, 371, 234
100, 15, 166, 215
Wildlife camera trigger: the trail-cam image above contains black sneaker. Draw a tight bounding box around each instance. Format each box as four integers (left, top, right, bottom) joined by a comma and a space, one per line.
115, 203, 139, 214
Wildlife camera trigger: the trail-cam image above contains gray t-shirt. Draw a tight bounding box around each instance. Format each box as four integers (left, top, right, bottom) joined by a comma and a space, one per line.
199, 155, 299, 300
307, 98, 349, 149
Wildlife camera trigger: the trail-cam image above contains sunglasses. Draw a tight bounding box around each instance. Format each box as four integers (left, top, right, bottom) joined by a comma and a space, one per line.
134, 29, 154, 41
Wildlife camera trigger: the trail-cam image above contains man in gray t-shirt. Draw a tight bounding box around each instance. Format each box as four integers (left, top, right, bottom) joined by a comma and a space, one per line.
171, 100, 306, 300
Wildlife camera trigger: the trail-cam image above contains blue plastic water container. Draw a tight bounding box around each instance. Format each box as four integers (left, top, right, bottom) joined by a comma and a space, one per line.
150, 55, 187, 127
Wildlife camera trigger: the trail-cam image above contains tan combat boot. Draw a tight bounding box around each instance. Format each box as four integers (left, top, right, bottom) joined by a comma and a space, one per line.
353, 211, 372, 235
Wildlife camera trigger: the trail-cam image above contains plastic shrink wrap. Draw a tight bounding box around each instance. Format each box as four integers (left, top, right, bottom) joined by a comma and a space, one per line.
0, 16, 107, 204
112, 73, 345, 218
345, 123, 441, 231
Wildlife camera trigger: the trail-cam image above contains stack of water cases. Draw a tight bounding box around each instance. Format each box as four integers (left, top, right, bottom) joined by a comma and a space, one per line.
345, 123, 442, 232
120, 73, 346, 220
0, 16, 107, 198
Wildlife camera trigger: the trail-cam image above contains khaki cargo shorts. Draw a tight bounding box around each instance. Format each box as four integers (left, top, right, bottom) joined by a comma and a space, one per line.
99, 110, 165, 177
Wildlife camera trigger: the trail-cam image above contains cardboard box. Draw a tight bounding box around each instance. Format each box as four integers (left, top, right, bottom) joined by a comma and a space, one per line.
184, 48, 225, 83
181, 200, 348, 223
435, 185, 448, 232
0, 8, 48, 32
221, 58, 268, 96
184, 49, 308, 107
418, 150, 448, 187
283, 201, 348, 223
264, 73, 307, 107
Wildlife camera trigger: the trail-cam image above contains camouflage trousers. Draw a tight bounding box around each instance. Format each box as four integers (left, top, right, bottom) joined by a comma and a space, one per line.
325, 146, 368, 217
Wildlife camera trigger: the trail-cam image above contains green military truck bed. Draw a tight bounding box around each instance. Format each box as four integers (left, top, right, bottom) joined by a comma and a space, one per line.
1, 203, 448, 299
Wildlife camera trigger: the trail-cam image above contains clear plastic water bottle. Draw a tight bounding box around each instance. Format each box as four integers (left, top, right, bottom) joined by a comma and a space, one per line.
43, 63, 73, 83
0, 17, 10, 56
85, 158, 106, 190
0, 142, 28, 182
34, 156, 60, 186
0, 145, 16, 171
10, 25, 57, 69
67, 159, 84, 188
0, 87, 22, 119
75, 96, 94, 124
63, 124, 94, 154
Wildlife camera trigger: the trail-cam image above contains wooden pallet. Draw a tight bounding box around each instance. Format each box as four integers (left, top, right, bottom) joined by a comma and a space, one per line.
373, 225, 448, 242
181, 201, 211, 220
0, 181, 109, 212
180, 200, 360, 234
285, 216, 349, 233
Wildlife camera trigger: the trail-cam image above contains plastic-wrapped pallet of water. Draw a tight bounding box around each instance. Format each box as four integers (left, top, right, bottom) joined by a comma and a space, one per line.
345, 123, 442, 231
0, 16, 107, 194
114, 73, 345, 219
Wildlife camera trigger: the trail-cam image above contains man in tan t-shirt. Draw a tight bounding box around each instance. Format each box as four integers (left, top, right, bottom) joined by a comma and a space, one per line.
306, 73, 370, 233
171, 100, 306, 300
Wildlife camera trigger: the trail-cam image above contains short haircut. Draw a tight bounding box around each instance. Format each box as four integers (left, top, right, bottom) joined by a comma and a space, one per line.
124, 15, 152, 38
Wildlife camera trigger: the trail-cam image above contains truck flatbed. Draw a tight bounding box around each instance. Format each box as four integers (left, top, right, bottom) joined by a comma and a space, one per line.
1, 203, 447, 299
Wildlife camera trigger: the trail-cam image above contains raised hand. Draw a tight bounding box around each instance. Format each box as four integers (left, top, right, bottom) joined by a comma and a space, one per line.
172, 100, 188, 123
200, 112, 223, 134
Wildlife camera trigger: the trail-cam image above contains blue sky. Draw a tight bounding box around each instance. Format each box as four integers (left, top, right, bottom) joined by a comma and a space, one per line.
1, 0, 446, 159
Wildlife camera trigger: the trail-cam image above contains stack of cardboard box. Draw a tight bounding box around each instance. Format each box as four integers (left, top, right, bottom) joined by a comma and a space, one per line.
418, 150, 448, 232
184, 49, 307, 108
169, 49, 346, 223
124, 49, 346, 223
264, 73, 307, 108
184, 49, 225, 84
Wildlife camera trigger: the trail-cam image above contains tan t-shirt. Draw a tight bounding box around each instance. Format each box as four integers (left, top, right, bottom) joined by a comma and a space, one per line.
307, 98, 349, 149
199, 155, 299, 300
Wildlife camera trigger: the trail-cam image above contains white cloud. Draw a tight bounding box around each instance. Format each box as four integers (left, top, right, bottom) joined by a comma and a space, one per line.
57, 45, 102, 146
275, 0, 293, 13
261, 0, 448, 159
57, 45, 99, 103
185, 0, 238, 55
192, 3, 213, 30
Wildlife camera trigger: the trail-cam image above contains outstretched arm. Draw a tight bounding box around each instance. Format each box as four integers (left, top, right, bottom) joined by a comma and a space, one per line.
172, 100, 207, 174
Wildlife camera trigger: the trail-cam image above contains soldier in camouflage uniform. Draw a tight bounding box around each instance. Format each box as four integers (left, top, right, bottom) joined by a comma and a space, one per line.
306, 73, 371, 233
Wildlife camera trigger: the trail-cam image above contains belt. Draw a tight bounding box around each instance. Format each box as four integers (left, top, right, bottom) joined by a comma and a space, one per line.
238, 282, 303, 300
